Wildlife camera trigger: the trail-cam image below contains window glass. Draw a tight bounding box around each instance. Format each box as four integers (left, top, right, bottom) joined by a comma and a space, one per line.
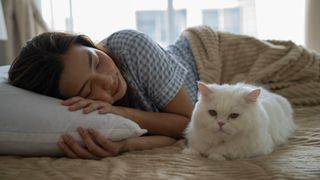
202, 10, 219, 31
224, 8, 241, 34
136, 11, 166, 43
136, 9, 186, 45
41, 0, 305, 46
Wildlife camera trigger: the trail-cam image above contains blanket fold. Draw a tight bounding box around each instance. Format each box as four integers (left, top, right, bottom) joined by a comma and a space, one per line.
182, 25, 320, 107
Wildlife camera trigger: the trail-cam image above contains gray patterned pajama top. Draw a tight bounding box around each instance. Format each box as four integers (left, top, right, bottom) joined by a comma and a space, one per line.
101, 30, 199, 112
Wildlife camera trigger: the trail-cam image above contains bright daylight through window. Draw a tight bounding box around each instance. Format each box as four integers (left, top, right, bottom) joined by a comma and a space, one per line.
41, 0, 305, 46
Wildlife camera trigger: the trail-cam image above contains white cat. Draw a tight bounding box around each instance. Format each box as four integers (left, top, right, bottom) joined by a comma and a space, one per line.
183, 82, 296, 160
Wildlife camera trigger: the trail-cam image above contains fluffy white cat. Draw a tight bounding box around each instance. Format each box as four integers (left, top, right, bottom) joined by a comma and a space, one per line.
183, 82, 296, 160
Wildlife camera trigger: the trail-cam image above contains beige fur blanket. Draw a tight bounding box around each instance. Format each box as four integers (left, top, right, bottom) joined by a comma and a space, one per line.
1, 26, 320, 179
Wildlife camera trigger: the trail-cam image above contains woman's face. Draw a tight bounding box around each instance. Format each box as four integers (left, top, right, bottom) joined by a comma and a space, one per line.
59, 45, 127, 104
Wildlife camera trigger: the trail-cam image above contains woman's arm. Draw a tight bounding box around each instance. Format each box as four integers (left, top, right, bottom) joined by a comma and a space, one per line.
59, 86, 192, 159
63, 85, 194, 139
58, 127, 176, 159
112, 85, 193, 139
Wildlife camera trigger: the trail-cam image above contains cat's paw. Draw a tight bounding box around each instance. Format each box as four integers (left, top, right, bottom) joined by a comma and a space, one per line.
207, 153, 226, 161
182, 148, 201, 156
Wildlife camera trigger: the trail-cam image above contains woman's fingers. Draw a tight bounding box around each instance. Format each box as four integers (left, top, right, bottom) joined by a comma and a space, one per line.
82, 101, 105, 114
62, 97, 114, 114
61, 96, 84, 106
68, 100, 92, 111
57, 141, 78, 159
88, 128, 123, 156
81, 101, 113, 114
98, 105, 113, 114
77, 127, 113, 157
61, 134, 99, 159
62, 97, 94, 111
58, 129, 123, 159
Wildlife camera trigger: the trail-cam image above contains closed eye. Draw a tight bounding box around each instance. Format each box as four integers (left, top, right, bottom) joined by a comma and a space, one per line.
76, 49, 92, 98
95, 56, 100, 69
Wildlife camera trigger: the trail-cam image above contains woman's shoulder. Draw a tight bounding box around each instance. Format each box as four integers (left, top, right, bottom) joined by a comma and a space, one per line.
109, 29, 143, 38
100, 29, 161, 57
101, 29, 150, 46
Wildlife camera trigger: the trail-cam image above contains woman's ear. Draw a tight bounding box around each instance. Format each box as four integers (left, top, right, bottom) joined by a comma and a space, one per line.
197, 81, 212, 96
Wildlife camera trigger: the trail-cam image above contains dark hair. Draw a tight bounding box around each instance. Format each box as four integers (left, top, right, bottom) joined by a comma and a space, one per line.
8, 32, 136, 106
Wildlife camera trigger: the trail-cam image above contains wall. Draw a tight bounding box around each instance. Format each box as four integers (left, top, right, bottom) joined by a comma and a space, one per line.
305, 0, 320, 52
255, 0, 305, 46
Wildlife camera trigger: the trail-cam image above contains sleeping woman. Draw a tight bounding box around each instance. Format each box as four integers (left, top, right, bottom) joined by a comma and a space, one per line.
8, 29, 200, 159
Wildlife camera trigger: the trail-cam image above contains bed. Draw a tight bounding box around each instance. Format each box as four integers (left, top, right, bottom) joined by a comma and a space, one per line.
0, 109, 319, 179
1, 26, 320, 179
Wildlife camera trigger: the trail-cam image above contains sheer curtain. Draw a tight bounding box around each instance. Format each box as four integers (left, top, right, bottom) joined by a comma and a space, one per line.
0, 0, 7, 40
3, 0, 48, 64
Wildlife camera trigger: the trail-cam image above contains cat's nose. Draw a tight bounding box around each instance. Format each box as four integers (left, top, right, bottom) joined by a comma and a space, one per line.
218, 121, 225, 127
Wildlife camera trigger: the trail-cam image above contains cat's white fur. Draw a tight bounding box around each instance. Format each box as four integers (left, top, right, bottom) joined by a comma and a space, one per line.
183, 82, 296, 160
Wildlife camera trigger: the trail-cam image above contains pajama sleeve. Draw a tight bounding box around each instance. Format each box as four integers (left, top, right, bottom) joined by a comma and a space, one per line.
103, 30, 188, 110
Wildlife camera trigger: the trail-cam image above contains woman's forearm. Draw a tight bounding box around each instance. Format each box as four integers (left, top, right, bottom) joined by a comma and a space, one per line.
112, 106, 190, 139
121, 136, 176, 152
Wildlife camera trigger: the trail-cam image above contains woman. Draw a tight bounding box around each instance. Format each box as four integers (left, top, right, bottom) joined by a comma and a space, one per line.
8, 29, 200, 159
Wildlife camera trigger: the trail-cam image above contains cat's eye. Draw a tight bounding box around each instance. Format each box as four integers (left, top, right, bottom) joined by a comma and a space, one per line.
208, 109, 217, 116
229, 113, 240, 119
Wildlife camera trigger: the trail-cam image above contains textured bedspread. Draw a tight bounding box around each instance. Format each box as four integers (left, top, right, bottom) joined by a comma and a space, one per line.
0, 107, 319, 179
1, 26, 320, 179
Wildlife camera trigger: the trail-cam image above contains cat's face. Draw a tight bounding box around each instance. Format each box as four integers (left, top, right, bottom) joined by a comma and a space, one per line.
193, 82, 260, 140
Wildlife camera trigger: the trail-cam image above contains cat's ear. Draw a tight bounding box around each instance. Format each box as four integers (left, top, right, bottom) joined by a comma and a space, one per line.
245, 89, 261, 103
198, 81, 212, 96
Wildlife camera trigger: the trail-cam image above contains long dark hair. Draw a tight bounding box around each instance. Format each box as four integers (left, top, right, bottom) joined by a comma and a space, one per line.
9, 32, 136, 107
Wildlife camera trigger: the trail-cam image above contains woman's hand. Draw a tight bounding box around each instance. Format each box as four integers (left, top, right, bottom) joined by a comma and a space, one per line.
58, 127, 126, 159
62, 96, 114, 114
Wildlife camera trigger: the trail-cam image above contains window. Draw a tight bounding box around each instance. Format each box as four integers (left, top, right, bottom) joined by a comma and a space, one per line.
136, 9, 186, 45
202, 8, 241, 34
203, 10, 219, 31
137, 11, 167, 44
41, 0, 305, 46
224, 8, 241, 34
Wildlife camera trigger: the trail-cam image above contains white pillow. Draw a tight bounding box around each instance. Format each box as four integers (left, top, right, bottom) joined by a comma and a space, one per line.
0, 65, 147, 156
